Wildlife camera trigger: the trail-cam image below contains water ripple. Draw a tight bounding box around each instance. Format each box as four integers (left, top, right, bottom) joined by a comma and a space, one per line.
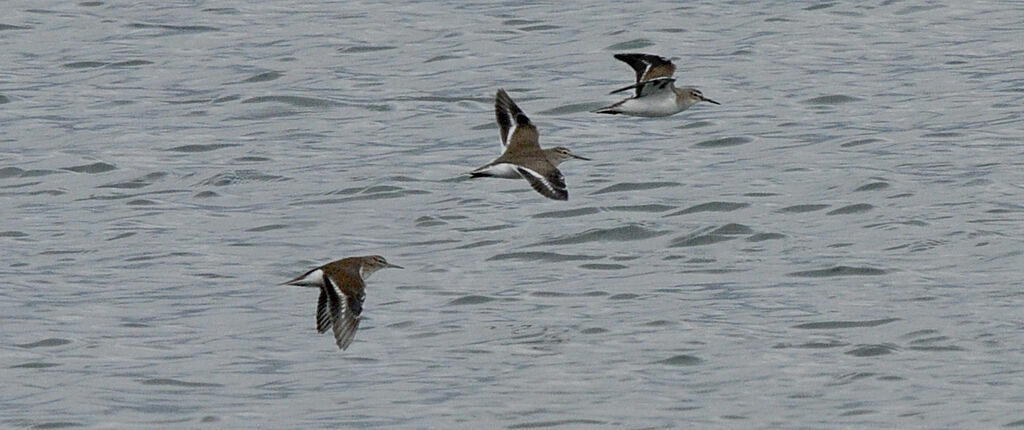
591, 182, 680, 195
240, 95, 340, 108
98, 172, 168, 189
665, 201, 749, 217
532, 224, 669, 246
486, 252, 601, 262
777, 204, 830, 213
128, 23, 220, 33
237, 71, 284, 84
15, 338, 72, 348
508, 419, 606, 429
694, 136, 752, 148
198, 170, 287, 186
846, 344, 899, 357
653, 354, 703, 366
447, 295, 496, 306
788, 266, 887, 277
669, 224, 754, 247
62, 162, 116, 174
803, 95, 863, 104
605, 39, 654, 50
826, 204, 874, 215
139, 378, 223, 388
532, 207, 600, 219
792, 318, 900, 329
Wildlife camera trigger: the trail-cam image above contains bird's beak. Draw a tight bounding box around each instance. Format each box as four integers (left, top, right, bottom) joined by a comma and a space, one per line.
702, 96, 720, 105
387, 263, 404, 269
570, 153, 591, 161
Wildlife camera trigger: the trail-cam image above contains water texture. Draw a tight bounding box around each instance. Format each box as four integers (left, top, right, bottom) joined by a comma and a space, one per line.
2, 1, 1023, 428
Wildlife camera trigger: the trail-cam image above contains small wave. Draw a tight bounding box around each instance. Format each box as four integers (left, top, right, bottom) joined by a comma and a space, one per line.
665, 201, 749, 216
592, 181, 680, 195
803, 94, 862, 104
533, 224, 668, 246
62, 162, 117, 174
826, 203, 874, 215
792, 318, 899, 329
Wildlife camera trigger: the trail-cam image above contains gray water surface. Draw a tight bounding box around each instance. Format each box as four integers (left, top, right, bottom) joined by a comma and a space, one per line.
2, 1, 1023, 428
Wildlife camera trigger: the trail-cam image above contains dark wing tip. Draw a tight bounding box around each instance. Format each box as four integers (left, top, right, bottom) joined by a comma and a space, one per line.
495, 88, 512, 108
281, 266, 320, 287
495, 89, 531, 126
517, 166, 568, 201
334, 316, 360, 350
548, 171, 568, 201
331, 300, 359, 350
609, 81, 640, 95
614, 52, 670, 63
316, 289, 332, 333
347, 293, 364, 318
327, 288, 365, 351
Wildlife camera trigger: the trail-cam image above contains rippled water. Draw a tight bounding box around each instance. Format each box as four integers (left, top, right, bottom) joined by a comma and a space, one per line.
3, 1, 1023, 428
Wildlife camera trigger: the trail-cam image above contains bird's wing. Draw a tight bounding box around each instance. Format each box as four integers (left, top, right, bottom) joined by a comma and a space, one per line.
495, 89, 539, 153
323, 274, 364, 350
516, 165, 568, 201
609, 77, 676, 98
316, 287, 332, 333
614, 53, 676, 83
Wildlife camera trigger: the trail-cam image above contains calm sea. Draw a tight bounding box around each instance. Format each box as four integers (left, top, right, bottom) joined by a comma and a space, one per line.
2, 1, 1022, 428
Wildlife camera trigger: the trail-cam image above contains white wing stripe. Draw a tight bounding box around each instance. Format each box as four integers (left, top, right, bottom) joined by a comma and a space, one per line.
503, 124, 517, 151
517, 166, 567, 200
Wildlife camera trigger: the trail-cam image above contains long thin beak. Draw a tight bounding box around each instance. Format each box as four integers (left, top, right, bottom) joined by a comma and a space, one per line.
702, 97, 720, 105
387, 263, 404, 269
570, 154, 591, 161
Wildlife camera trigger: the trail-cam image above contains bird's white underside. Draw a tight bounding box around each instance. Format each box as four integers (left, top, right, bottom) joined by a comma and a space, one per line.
615, 88, 691, 117
293, 268, 324, 287
477, 163, 521, 179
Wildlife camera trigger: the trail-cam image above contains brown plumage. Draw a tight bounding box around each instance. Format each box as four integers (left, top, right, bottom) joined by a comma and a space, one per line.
470, 89, 589, 201
282, 255, 402, 350
612, 53, 677, 96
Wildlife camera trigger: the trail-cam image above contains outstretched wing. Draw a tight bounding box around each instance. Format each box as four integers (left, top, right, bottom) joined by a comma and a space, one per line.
495, 89, 538, 152
322, 274, 364, 350
316, 287, 332, 333
516, 165, 568, 201
332, 291, 362, 350
614, 53, 676, 83
609, 77, 676, 98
